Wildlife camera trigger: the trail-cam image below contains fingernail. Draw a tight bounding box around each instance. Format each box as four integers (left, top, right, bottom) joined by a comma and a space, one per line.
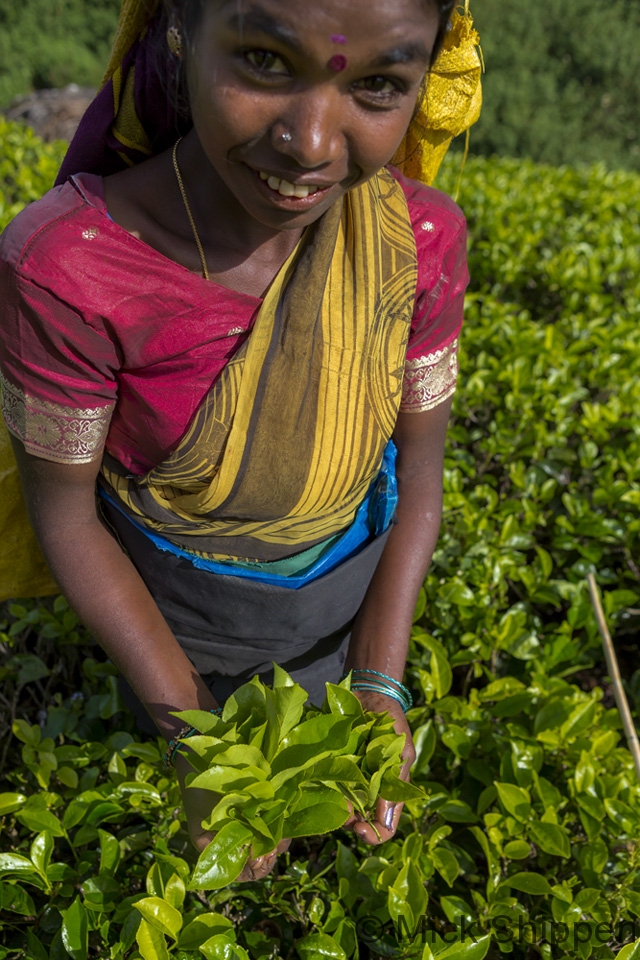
384, 805, 396, 830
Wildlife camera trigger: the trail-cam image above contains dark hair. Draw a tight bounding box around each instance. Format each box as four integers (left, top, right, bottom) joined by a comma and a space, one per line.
155, 0, 457, 129
430, 0, 456, 66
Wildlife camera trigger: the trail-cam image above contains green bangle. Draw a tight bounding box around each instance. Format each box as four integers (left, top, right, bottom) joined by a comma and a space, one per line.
163, 707, 223, 768
350, 682, 411, 714
341, 668, 413, 710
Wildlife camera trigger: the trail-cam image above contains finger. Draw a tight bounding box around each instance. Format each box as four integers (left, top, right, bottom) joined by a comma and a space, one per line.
191, 830, 214, 853
353, 798, 404, 846
376, 794, 404, 834
237, 842, 286, 882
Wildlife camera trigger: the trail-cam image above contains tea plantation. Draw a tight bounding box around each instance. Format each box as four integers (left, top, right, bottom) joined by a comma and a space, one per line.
0, 119, 639, 960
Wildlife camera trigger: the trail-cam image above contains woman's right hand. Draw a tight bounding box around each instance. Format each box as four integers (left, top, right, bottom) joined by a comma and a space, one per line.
175, 753, 290, 879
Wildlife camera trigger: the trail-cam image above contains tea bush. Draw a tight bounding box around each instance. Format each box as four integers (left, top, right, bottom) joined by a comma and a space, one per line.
0, 126, 639, 959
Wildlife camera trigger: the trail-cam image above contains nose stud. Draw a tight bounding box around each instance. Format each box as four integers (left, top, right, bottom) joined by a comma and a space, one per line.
281, 132, 292, 143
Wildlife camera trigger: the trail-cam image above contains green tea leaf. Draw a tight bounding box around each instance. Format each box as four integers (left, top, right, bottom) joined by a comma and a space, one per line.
494, 782, 531, 821
503, 839, 531, 860
200, 934, 250, 959
189, 822, 253, 890
274, 682, 308, 736
309, 755, 367, 785
271, 715, 354, 773
325, 683, 365, 718
438, 935, 491, 960
179, 914, 235, 951
30, 831, 53, 878
285, 798, 349, 837
137, 917, 171, 960
0, 792, 27, 816
0, 881, 36, 916
529, 821, 571, 858
560, 701, 596, 741
501, 872, 553, 895
16, 807, 65, 837
26, 930, 49, 960
388, 858, 428, 927
61, 896, 88, 960
411, 720, 436, 776
189, 764, 268, 793
432, 848, 460, 887
134, 896, 182, 940
379, 772, 426, 802
617, 940, 640, 960
437, 799, 478, 823
98, 829, 121, 876
296, 932, 348, 959
0, 853, 38, 875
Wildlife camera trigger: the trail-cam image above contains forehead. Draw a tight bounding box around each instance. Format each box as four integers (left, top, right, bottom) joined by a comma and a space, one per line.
212, 0, 437, 51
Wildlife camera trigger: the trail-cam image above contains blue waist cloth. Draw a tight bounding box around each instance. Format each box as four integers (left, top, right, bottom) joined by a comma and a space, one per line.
99, 440, 398, 589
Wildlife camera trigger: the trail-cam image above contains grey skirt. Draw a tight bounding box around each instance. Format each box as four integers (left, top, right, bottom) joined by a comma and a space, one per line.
102, 500, 391, 708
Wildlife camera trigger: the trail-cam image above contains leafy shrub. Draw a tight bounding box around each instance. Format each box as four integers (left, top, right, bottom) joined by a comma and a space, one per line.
0, 129, 639, 959
0, 118, 66, 230
0, 0, 120, 107
466, 0, 640, 171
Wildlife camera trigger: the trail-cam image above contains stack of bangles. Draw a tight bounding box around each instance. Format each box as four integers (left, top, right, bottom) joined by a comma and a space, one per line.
341, 668, 413, 714
164, 707, 223, 769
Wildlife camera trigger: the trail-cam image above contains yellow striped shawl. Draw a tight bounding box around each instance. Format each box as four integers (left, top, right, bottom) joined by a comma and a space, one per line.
101, 168, 418, 562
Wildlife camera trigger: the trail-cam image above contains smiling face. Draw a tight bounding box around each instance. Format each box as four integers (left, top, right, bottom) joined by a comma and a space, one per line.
184, 0, 439, 233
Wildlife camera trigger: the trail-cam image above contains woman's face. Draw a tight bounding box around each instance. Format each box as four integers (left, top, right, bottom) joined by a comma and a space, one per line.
187, 0, 439, 232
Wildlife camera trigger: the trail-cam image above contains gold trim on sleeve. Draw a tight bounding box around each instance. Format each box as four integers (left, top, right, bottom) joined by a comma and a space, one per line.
0, 372, 114, 464
400, 338, 459, 413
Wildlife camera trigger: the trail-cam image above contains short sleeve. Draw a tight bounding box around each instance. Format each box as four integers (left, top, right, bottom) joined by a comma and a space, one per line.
0, 258, 119, 464
395, 174, 470, 414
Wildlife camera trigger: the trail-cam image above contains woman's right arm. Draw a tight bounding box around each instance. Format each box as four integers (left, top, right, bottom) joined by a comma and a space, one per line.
10, 438, 218, 740
10, 438, 228, 851
11, 439, 286, 873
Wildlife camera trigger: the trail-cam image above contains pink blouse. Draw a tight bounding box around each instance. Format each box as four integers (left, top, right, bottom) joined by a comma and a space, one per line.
0, 168, 468, 474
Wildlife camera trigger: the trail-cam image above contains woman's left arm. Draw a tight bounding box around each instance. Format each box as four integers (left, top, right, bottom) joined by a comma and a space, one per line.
344, 395, 453, 843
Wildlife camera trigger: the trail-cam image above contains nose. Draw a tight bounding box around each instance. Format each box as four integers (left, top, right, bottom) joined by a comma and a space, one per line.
274, 87, 345, 169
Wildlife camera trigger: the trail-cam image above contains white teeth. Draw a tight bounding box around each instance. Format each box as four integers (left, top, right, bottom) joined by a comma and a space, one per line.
259, 171, 319, 198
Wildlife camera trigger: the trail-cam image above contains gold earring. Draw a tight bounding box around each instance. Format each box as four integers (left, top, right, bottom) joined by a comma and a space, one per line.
167, 25, 183, 58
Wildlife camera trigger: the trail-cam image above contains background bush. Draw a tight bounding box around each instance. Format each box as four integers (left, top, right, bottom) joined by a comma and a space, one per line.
468, 0, 640, 171
0, 128, 639, 958
0, 0, 120, 107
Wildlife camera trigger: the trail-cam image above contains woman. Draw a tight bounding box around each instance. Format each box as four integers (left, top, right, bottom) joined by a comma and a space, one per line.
0, 0, 479, 875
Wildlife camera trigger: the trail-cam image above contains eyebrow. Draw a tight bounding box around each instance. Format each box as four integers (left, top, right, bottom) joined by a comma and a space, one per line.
369, 44, 432, 68
225, 7, 304, 54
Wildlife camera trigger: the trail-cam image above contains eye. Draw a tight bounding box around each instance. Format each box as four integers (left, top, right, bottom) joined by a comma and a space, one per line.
353, 75, 404, 102
244, 49, 289, 76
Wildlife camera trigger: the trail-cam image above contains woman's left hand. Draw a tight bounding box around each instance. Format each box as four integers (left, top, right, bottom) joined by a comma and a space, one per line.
344, 689, 415, 844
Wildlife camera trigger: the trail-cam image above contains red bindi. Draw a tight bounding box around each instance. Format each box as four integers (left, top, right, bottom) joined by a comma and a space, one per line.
328, 54, 347, 72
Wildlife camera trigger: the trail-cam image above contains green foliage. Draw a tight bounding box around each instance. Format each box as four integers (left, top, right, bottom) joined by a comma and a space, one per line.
1, 131, 640, 956
468, 0, 640, 171
0, 118, 66, 230
179, 670, 418, 887
432, 154, 640, 678
0, 0, 120, 107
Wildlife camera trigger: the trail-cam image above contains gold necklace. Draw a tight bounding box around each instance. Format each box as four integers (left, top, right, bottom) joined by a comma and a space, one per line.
172, 137, 209, 280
